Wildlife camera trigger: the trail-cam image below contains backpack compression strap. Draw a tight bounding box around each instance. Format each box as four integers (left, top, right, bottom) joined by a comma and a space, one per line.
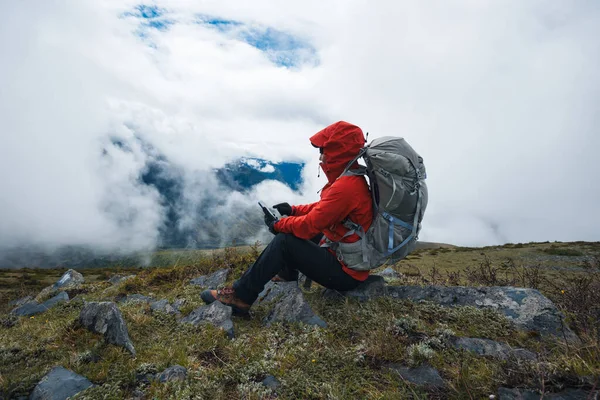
380, 156, 424, 255
381, 186, 422, 255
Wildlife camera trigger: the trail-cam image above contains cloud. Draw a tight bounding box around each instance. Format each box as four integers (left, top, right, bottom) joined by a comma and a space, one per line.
0, 0, 598, 262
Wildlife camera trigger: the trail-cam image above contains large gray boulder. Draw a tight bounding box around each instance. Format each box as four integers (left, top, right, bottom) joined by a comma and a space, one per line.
180, 301, 234, 338
452, 337, 536, 361
29, 366, 93, 400
79, 302, 136, 356
190, 269, 230, 288
322, 275, 387, 302
257, 281, 298, 303
259, 281, 327, 328
36, 270, 84, 301
387, 364, 445, 390
386, 285, 579, 342
11, 292, 69, 317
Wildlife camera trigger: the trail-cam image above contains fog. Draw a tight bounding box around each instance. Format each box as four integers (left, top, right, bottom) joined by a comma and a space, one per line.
1, 0, 598, 262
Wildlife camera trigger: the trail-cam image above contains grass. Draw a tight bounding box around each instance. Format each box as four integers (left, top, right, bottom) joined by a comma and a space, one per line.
1, 242, 599, 398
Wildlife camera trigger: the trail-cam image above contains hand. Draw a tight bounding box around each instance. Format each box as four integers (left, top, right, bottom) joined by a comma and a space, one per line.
264, 213, 278, 235
273, 202, 292, 216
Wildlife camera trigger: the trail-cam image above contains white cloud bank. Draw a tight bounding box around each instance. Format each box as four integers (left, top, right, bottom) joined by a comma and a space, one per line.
0, 0, 598, 253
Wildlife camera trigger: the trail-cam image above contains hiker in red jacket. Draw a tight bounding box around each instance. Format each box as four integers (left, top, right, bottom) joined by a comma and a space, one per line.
201, 121, 374, 314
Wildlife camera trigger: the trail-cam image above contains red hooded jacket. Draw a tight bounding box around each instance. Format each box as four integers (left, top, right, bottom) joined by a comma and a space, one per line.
273, 121, 373, 281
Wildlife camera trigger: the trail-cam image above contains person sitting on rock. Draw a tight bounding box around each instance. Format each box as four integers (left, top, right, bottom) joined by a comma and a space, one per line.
201, 121, 374, 314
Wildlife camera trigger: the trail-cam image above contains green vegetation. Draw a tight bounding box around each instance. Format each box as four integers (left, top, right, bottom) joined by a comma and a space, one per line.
1, 242, 599, 399
542, 245, 584, 257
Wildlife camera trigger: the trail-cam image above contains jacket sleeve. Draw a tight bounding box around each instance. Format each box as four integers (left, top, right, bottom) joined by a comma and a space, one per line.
291, 183, 332, 216
291, 202, 317, 216
274, 179, 356, 240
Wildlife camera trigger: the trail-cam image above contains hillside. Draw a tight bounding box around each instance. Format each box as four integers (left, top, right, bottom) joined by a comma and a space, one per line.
1, 241, 599, 399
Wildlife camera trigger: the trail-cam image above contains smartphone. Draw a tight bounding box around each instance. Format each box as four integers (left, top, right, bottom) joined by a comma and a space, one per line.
258, 201, 277, 220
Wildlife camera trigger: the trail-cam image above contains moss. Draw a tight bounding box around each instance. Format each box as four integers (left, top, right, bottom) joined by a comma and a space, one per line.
1, 243, 600, 398
542, 246, 584, 257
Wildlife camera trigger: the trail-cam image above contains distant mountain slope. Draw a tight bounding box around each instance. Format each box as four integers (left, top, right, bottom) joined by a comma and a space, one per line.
415, 241, 456, 250
110, 135, 305, 249
215, 157, 304, 192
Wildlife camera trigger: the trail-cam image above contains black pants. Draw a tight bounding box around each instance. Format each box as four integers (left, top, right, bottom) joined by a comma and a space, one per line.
233, 233, 362, 305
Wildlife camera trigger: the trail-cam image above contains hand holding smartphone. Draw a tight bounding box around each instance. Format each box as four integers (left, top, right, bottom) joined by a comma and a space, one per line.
258, 201, 278, 221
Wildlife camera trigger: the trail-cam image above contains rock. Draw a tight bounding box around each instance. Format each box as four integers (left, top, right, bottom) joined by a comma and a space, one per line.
262, 375, 281, 390
29, 366, 93, 400
8, 295, 34, 307
11, 302, 43, 317
150, 299, 178, 315
180, 301, 234, 338
322, 275, 387, 301
43, 291, 70, 308
79, 302, 136, 356
375, 267, 403, 280
259, 281, 327, 328
117, 294, 154, 304
131, 389, 145, 400
497, 388, 540, 400
108, 275, 136, 285
11, 292, 69, 317
266, 289, 327, 328
172, 298, 186, 311
452, 337, 537, 361
508, 349, 539, 362
135, 372, 156, 384
135, 364, 158, 384
498, 387, 596, 399
258, 281, 298, 303
387, 364, 445, 389
36, 269, 84, 302
55, 269, 85, 289
157, 365, 187, 383
551, 389, 598, 399
387, 285, 580, 342
190, 268, 230, 288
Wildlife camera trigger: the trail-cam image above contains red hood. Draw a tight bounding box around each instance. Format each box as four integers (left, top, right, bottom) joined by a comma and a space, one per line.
310, 121, 365, 183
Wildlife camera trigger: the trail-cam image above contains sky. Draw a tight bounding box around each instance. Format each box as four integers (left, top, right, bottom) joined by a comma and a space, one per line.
0, 0, 599, 256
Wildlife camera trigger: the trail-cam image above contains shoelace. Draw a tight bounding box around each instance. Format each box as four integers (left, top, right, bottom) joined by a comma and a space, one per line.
218, 287, 235, 296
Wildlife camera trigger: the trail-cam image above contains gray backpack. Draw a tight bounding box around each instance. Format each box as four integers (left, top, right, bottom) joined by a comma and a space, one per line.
325, 136, 428, 271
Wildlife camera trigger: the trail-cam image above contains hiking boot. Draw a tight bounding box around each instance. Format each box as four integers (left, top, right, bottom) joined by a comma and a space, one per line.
200, 287, 251, 315
271, 274, 292, 282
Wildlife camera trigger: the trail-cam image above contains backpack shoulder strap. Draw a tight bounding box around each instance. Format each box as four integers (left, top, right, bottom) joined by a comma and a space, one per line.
342, 165, 367, 177
337, 147, 369, 180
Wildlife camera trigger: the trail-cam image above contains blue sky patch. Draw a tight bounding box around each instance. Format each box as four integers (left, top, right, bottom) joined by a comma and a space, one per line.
199, 16, 243, 32
123, 4, 174, 32
197, 14, 318, 68
215, 157, 304, 192
122, 8, 318, 66
135, 4, 162, 19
